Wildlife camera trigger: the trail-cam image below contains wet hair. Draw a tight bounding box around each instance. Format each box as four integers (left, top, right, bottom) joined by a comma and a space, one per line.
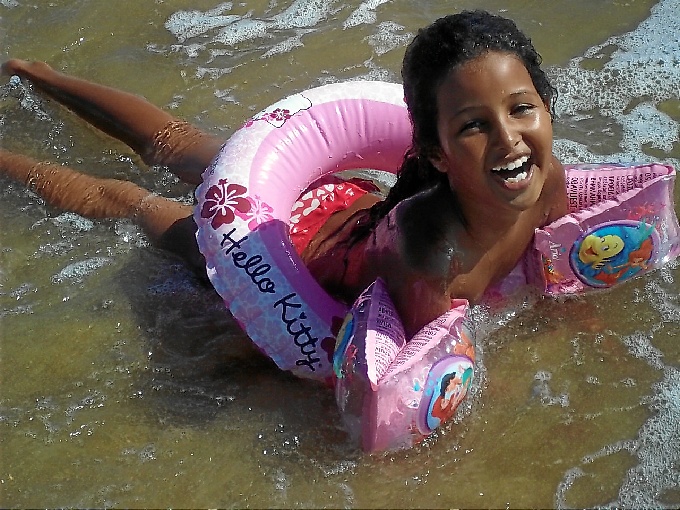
348, 10, 557, 242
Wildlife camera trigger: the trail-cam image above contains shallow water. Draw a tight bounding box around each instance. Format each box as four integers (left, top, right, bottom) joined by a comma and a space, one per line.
1, 0, 679, 508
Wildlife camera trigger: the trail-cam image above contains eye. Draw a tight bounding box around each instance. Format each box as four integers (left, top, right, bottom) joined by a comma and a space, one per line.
512, 103, 537, 116
459, 119, 485, 134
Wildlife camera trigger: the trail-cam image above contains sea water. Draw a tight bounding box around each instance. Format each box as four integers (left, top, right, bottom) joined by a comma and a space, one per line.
0, 0, 678, 507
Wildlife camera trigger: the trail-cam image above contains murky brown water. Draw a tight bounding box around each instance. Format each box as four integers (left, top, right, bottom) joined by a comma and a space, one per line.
1, 0, 679, 508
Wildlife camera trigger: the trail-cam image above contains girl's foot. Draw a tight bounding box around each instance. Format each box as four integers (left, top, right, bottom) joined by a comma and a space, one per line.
2, 59, 54, 82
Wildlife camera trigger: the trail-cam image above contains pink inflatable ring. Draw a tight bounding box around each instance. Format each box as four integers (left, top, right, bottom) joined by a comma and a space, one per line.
194, 81, 411, 383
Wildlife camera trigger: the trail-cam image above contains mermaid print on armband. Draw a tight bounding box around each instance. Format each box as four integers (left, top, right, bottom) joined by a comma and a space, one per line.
417, 356, 474, 435
570, 220, 658, 288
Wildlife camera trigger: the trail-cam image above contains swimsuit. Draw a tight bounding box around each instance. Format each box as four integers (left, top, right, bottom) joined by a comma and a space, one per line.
289, 175, 379, 255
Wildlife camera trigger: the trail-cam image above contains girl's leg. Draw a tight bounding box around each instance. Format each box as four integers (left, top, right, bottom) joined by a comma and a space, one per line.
0, 149, 205, 273
2, 59, 223, 185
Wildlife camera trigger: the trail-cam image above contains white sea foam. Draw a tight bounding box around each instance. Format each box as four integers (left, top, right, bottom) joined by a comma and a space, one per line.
165, 2, 238, 43
614, 367, 680, 509
214, 18, 270, 47
343, 0, 391, 29
552, 0, 680, 166
557, 344, 680, 509
270, 0, 337, 28
261, 30, 311, 58
52, 257, 111, 284
51, 212, 94, 232
165, 0, 338, 59
366, 21, 412, 56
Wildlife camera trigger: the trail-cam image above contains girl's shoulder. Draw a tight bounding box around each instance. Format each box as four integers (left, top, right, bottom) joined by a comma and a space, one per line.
371, 185, 465, 283
545, 155, 569, 222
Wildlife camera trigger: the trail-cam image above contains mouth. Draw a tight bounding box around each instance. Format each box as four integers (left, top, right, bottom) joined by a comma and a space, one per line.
491, 155, 533, 189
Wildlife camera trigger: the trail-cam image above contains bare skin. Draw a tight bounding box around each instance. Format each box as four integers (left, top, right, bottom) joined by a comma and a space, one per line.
2, 59, 223, 185
1, 56, 568, 339
0, 59, 218, 273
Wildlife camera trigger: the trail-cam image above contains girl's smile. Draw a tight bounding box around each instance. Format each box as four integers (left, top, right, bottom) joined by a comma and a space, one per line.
430, 51, 555, 223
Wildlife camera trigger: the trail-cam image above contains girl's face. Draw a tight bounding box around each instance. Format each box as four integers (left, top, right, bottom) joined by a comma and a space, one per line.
430, 51, 554, 217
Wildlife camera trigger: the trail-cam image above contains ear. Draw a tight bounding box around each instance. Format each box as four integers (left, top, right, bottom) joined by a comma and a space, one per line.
428, 148, 448, 174
542, 97, 553, 119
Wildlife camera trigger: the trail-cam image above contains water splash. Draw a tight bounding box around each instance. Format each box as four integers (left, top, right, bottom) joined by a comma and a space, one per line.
552, 0, 680, 166
343, 0, 392, 29
0, 74, 52, 122
616, 366, 680, 508
164, 0, 340, 57
51, 257, 112, 284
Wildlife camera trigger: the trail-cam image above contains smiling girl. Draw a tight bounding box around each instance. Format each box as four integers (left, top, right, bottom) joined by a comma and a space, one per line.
302, 12, 569, 335
0, 11, 568, 339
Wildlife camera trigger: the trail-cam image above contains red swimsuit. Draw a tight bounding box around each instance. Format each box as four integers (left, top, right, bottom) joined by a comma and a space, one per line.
289, 175, 379, 254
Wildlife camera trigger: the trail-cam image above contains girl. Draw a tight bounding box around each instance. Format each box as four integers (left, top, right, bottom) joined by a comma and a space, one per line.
0, 11, 568, 338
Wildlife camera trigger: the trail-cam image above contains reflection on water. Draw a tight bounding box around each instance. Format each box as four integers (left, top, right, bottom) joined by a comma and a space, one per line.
1, 0, 679, 508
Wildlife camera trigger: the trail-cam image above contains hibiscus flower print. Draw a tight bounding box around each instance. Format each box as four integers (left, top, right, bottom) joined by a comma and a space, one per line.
200, 179, 251, 230
242, 94, 312, 129
235, 195, 275, 230
242, 108, 292, 129
267, 108, 292, 123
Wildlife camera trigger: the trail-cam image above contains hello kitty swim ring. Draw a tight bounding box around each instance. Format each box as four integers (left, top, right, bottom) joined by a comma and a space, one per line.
194, 81, 680, 452
194, 82, 411, 383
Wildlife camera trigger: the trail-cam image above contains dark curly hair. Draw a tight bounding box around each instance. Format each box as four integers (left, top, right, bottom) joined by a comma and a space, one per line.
348, 10, 557, 242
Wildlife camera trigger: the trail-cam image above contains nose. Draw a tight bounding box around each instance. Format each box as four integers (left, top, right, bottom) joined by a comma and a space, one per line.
493, 118, 520, 152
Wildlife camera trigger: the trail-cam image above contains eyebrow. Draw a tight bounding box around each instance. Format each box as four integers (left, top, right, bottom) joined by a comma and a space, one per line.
508, 89, 536, 99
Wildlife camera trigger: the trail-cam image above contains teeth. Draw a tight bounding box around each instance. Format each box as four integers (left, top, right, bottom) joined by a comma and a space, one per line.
492, 155, 529, 172
504, 171, 528, 183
